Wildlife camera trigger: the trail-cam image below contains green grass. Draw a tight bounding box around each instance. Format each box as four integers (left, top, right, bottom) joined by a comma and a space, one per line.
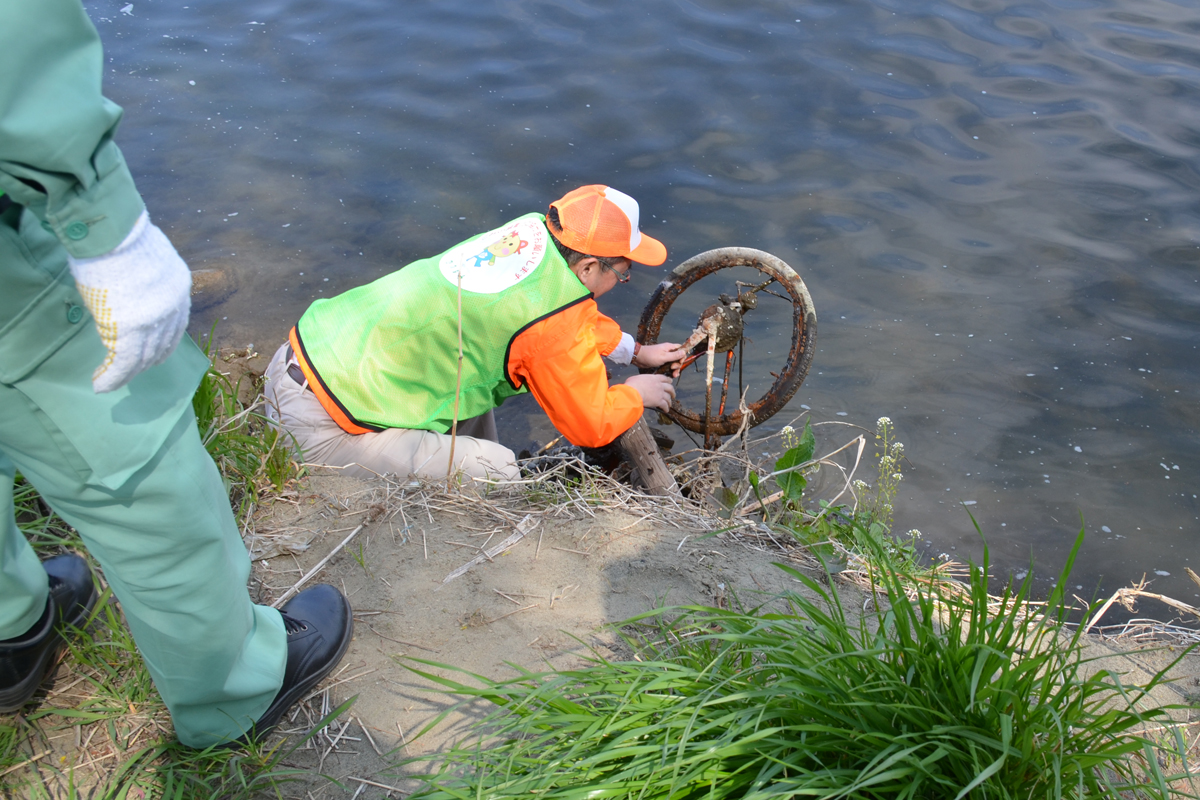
191, 335, 303, 521
1, 338, 320, 798
399, 526, 1196, 799
13, 472, 77, 556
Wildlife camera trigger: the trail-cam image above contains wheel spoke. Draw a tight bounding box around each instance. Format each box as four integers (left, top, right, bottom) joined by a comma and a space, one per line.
703, 322, 718, 449
718, 351, 734, 417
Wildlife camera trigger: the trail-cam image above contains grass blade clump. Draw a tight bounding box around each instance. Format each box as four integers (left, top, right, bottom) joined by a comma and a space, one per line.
192, 336, 301, 520
402, 527, 1192, 798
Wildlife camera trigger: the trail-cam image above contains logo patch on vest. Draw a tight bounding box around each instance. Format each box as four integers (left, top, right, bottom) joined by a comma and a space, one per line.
439, 219, 548, 294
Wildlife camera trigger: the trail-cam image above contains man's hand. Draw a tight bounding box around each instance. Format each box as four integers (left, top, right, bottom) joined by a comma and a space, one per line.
625, 373, 676, 412
68, 211, 192, 393
633, 341, 687, 377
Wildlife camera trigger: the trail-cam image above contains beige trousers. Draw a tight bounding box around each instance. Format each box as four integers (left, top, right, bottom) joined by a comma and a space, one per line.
263, 343, 519, 481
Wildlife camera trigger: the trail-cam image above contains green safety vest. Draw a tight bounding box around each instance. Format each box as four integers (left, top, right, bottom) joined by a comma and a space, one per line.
294, 213, 592, 433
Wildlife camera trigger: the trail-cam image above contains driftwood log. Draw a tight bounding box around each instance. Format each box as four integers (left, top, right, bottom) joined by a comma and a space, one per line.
616, 417, 679, 496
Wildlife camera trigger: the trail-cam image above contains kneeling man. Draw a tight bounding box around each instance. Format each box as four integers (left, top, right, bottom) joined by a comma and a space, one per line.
265, 185, 685, 480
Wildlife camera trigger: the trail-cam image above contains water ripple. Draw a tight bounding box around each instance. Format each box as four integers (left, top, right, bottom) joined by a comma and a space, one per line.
90, 0, 1200, 611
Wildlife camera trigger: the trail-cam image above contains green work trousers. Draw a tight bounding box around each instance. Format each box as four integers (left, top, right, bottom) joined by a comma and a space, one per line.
0, 204, 286, 747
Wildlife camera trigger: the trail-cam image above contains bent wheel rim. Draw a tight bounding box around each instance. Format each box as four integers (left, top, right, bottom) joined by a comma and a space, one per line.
636, 247, 818, 437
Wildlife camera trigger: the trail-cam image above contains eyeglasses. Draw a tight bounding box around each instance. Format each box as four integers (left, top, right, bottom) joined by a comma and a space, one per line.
598, 257, 632, 284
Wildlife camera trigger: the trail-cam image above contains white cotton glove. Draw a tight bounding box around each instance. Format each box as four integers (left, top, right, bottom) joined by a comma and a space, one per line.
67, 211, 192, 393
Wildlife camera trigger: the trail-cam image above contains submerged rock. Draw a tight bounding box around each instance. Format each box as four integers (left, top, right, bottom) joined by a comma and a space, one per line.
190, 265, 237, 311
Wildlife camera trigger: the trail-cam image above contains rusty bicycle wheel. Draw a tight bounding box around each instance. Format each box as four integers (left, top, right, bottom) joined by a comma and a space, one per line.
636, 247, 817, 439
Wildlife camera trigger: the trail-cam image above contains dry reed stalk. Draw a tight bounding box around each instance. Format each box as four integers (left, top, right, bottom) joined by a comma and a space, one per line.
272, 519, 371, 608
300, 668, 377, 703
1084, 578, 1200, 634
442, 514, 537, 584
549, 584, 577, 610
494, 589, 522, 605
1095, 620, 1200, 645
349, 776, 405, 793
446, 271, 464, 488
488, 604, 538, 624
355, 717, 383, 756
367, 624, 438, 652
0, 752, 47, 778
715, 392, 755, 456
738, 435, 867, 516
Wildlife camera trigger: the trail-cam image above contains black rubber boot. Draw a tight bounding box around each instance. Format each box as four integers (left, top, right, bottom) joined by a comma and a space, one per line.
0, 554, 97, 713
225, 584, 352, 747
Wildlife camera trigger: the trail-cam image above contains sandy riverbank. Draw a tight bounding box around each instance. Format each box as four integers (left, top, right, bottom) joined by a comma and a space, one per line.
242, 469, 1200, 798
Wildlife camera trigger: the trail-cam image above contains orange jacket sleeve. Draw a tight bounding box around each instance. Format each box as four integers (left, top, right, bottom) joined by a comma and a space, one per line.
593, 312, 623, 357
508, 299, 643, 448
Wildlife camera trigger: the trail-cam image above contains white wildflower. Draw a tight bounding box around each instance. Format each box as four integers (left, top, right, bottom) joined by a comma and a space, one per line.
780, 424, 799, 449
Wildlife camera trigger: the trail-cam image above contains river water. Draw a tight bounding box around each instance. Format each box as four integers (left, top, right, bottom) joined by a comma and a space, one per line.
90, 0, 1199, 613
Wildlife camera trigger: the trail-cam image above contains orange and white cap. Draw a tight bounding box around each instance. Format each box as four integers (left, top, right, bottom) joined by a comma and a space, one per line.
548, 185, 667, 266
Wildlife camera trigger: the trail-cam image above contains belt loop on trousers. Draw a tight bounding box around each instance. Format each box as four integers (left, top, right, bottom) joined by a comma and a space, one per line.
284, 343, 311, 392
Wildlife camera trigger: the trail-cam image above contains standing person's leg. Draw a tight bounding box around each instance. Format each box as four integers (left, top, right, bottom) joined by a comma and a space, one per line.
0, 460, 51, 641
0, 454, 97, 713
0, 328, 293, 746
0, 211, 347, 747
